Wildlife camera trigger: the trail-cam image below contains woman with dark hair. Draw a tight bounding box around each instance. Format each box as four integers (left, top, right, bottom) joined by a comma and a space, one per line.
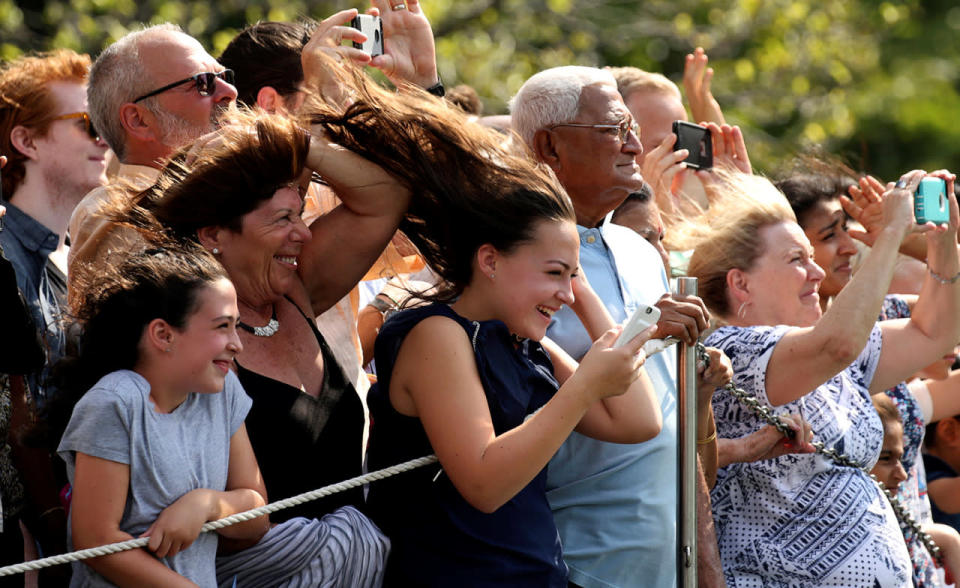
295, 69, 672, 587
684, 169, 960, 586
137, 111, 407, 524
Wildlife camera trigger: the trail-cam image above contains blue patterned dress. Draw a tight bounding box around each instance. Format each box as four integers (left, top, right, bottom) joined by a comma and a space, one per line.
707, 325, 912, 587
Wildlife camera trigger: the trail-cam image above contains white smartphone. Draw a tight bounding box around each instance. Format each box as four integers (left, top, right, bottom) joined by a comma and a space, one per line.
351, 14, 383, 57
615, 304, 661, 348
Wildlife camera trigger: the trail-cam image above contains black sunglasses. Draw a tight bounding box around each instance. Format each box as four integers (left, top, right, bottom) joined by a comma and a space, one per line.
51, 112, 99, 142
133, 70, 235, 104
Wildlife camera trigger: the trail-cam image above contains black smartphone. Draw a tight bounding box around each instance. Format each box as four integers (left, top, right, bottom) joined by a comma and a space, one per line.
351, 14, 383, 58
672, 121, 712, 170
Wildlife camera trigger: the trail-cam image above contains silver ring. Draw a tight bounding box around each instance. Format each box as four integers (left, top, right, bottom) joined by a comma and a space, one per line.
392, 3, 406, 9
895, 178, 908, 189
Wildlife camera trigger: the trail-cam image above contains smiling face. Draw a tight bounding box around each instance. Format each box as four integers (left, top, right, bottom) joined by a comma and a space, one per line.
871, 420, 907, 496
490, 219, 580, 341
741, 221, 826, 327
550, 83, 644, 226
799, 198, 858, 299
215, 184, 311, 306
32, 81, 108, 202
168, 277, 242, 395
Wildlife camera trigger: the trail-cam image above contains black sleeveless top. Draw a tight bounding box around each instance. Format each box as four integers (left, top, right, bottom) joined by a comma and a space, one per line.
236, 297, 365, 521
367, 304, 568, 587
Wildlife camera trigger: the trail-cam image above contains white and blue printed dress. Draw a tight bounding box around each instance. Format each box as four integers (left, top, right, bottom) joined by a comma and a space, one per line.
706, 325, 912, 587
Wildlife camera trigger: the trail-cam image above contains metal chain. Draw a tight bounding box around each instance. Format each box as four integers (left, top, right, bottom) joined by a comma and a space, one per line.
696, 343, 941, 565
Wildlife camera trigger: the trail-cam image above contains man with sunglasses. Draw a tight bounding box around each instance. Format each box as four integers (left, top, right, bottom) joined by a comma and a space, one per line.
67, 24, 238, 301
511, 66, 721, 588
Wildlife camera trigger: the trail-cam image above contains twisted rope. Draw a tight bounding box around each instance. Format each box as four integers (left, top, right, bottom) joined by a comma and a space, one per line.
0, 454, 438, 577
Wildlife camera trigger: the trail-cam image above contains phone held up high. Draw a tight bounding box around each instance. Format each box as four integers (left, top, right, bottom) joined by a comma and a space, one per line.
672, 121, 712, 170
914, 177, 951, 225
351, 14, 383, 58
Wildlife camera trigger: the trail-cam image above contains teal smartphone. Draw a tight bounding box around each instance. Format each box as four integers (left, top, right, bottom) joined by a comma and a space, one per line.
915, 177, 950, 225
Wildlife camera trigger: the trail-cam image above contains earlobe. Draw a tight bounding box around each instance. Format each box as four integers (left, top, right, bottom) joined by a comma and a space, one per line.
145, 318, 175, 353
196, 226, 223, 253
119, 103, 157, 143
9, 126, 37, 159
476, 243, 498, 279
256, 86, 283, 113
532, 129, 560, 170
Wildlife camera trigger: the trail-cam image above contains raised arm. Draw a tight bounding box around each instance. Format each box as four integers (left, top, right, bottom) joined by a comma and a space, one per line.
682, 48, 726, 126
764, 171, 922, 405
872, 169, 960, 392
391, 314, 653, 513
298, 131, 412, 316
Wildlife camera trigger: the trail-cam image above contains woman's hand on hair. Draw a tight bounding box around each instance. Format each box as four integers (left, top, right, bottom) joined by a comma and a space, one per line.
683, 48, 726, 126
575, 324, 656, 402
368, 0, 439, 90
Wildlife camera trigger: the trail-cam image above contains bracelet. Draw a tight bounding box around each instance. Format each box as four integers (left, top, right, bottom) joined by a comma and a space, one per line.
929, 267, 960, 284
368, 296, 395, 314
39, 506, 65, 519
697, 429, 717, 445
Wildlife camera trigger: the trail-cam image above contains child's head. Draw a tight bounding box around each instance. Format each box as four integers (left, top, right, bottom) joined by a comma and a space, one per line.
870, 394, 908, 495
44, 245, 234, 437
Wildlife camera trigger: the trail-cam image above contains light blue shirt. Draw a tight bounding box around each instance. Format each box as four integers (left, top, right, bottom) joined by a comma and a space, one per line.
546, 218, 677, 588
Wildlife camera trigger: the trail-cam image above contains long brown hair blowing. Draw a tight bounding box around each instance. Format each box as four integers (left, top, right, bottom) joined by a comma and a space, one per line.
302, 63, 575, 303
676, 171, 796, 319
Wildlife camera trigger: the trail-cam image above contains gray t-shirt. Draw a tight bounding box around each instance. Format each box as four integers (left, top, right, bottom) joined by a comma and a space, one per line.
58, 369, 252, 587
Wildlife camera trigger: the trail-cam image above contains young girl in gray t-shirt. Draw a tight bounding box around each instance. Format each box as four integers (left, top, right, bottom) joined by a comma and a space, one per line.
56, 247, 269, 587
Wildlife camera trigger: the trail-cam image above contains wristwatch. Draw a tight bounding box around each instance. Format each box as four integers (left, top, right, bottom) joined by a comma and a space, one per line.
425, 76, 445, 97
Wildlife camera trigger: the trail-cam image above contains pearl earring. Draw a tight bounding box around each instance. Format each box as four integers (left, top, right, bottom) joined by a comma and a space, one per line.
490, 273, 495, 280
212, 248, 220, 255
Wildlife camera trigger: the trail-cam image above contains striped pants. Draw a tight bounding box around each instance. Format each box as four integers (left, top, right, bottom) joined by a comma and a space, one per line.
216, 507, 389, 587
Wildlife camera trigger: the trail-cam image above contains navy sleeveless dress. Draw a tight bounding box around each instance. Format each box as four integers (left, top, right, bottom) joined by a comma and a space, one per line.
367, 303, 568, 587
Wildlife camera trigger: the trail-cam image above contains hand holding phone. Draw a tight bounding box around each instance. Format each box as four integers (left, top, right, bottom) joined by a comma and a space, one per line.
672, 121, 713, 170
351, 14, 383, 58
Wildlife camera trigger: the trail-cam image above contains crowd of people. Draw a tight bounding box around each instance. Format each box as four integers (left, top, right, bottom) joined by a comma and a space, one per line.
0, 2, 959, 587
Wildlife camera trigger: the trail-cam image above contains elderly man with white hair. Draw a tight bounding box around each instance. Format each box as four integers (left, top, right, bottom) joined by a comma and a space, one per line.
511, 66, 724, 588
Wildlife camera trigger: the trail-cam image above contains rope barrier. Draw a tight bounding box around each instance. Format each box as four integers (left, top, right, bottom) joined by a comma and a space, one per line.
0, 454, 438, 577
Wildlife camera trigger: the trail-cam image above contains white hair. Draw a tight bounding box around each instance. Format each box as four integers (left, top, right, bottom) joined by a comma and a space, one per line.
509, 66, 616, 149
87, 23, 185, 160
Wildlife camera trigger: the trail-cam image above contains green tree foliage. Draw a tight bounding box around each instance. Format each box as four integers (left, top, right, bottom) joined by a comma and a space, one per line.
3, 0, 960, 179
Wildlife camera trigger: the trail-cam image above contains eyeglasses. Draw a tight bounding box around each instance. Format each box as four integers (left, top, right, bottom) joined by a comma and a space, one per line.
51, 112, 100, 142
133, 70, 235, 104
550, 119, 640, 144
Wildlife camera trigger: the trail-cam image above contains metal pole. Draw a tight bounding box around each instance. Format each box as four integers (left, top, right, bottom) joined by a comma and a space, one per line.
675, 277, 698, 588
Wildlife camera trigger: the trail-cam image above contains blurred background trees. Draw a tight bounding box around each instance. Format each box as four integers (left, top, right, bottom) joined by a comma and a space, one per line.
3, 0, 958, 179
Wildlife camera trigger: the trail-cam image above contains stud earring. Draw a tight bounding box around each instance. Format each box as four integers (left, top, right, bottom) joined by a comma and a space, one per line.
212, 248, 220, 255
490, 273, 495, 280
